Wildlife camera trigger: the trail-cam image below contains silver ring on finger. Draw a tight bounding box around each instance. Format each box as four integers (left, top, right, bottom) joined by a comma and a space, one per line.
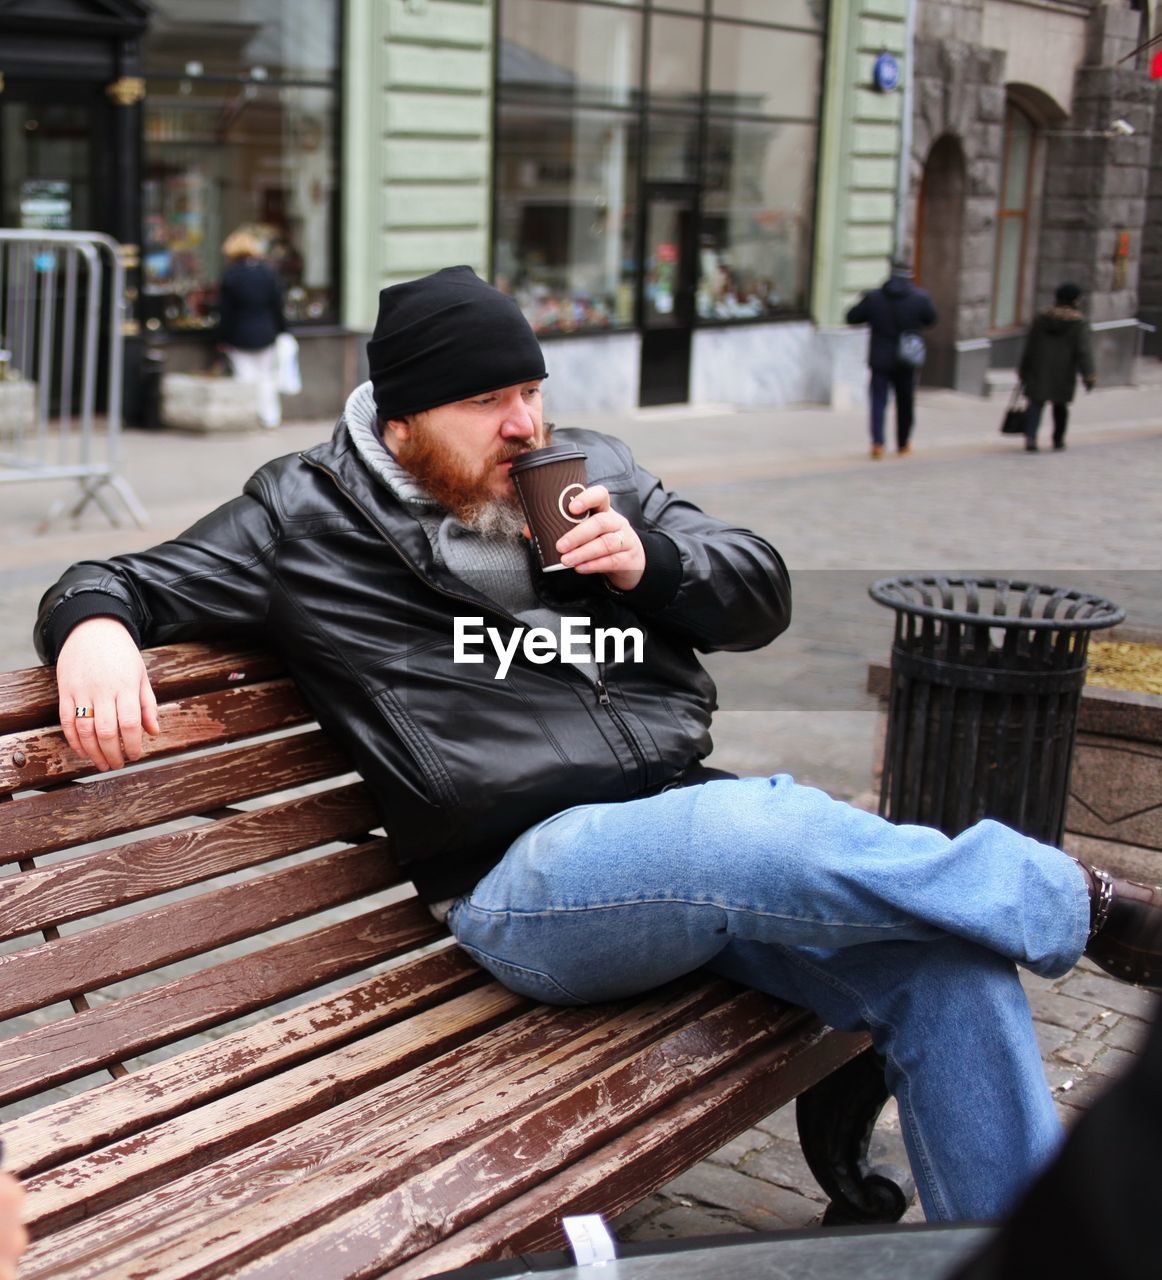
75, 706, 95, 719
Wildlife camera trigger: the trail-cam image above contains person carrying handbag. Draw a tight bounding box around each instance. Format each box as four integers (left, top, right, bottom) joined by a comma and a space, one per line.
1017, 282, 1096, 453
846, 258, 938, 459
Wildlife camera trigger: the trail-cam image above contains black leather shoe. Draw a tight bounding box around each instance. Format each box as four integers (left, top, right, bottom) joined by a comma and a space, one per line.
1081, 864, 1162, 990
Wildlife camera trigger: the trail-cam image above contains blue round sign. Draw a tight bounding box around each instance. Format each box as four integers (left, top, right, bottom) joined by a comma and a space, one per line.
873, 52, 900, 93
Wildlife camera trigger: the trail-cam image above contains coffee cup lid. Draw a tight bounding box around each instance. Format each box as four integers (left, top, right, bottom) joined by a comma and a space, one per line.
508, 443, 588, 474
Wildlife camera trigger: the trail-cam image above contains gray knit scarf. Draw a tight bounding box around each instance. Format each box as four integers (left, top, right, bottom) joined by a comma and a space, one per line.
342, 381, 595, 674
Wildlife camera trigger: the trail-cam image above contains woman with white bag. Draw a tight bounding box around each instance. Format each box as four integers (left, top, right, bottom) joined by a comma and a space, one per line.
216, 229, 289, 429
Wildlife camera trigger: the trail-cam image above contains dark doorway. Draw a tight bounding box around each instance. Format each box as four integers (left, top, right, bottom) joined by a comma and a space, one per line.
915, 135, 966, 389
639, 183, 698, 407
0, 82, 114, 235
0, 82, 119, 414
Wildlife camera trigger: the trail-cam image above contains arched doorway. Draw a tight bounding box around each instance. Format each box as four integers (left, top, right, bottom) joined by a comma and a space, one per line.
915, 135, 966, 388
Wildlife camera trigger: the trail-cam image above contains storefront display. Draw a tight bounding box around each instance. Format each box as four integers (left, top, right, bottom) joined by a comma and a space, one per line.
140, 0, 339, 336
494, 0, 824, 339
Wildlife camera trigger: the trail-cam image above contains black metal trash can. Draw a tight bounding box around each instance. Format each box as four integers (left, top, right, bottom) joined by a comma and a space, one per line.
869, 576, 1124, 845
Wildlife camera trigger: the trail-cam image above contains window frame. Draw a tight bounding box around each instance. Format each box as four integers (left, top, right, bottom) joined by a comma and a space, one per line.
492, 0, 827, 338
990, 101, 1037, 333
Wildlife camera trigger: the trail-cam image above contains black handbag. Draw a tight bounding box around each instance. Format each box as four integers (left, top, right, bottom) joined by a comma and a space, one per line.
1000, 383, 1028, 435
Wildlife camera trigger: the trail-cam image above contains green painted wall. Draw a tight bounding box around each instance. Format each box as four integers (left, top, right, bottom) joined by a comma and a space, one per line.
812, 0, 907, 326
343, 0, 494, 332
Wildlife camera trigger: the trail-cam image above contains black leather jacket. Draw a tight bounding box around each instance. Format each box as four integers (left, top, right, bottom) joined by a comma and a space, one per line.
36, 421, 792, 901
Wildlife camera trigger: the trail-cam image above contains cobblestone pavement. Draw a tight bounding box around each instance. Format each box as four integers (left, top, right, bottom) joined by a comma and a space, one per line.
2, 361, 1161, 1241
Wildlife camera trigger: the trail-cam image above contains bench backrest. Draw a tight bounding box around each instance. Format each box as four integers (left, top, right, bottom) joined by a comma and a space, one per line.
0, 642, 463, 1128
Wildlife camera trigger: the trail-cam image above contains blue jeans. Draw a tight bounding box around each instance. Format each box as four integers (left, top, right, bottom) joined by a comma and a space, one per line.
447, 775, 1090, 1222
1025, 400, 1070, 448
869, 367, 917, 449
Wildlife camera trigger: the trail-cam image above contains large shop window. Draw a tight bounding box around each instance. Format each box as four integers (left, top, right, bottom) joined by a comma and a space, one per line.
497, 0, 642, 335
141, 0, 339, 335
495, 0, 825, 335
699, 117, 817, 320
991, 103, 1035, 331
495, 104, 640, 335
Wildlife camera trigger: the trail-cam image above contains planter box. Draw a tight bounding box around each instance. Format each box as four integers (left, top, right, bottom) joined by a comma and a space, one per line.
161, 372, 261, 433
867, 624, 1162, 878
1066, 627, 1162, 868
0, 379, 36, 450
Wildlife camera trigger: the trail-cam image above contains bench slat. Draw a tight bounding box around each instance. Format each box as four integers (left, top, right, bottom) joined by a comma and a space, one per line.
2, 947, 486, 1179
17, 988, 785, 1280
0, 841, 398, 1020
0, 645, 286, 735
0, 782, 379, 941
0, 679, 313, 794
395, 1027, 869, 1279
0, 730, 351, 863
17, 983, 738, 1275
0, 899, 442, 1105
26, 985, 529, 1237
229, 994, 802, 1280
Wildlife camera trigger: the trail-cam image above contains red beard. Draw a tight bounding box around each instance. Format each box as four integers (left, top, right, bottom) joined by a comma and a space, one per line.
395, 422, 549, 526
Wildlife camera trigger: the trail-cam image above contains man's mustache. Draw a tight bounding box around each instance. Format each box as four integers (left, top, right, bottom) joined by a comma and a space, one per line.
492, 423, 553, 467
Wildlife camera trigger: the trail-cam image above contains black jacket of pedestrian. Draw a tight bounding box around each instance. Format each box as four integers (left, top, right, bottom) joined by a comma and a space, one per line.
217, 258, 286, 351
1018, 305, 1095, 404
846, 273, 938, 374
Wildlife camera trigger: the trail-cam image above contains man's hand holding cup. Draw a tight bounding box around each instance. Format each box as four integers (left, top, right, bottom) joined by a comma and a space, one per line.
509, 444, 643, 591
555, 487, 644, 591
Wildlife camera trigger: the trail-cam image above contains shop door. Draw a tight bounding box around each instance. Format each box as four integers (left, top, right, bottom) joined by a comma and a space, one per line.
639, 184, 698, 407
0, 83, 115, 411
0, 83, 113, 234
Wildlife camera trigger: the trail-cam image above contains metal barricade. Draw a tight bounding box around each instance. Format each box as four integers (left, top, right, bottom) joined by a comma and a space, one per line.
0, 229, 147, 528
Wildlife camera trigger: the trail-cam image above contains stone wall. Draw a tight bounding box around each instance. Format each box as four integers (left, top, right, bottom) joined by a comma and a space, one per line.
911, 32, 1006, 391
1037, 5, 1155, 324
1139, 78, 1162, 355
906, 1, 1155, 390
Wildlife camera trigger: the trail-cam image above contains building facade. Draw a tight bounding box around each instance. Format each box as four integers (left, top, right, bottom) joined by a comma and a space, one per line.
1, 0, 1157, 417
906, 0, 1159, 392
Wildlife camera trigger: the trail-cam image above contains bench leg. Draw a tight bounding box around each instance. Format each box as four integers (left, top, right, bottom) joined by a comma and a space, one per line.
795, 1045, 916, 1224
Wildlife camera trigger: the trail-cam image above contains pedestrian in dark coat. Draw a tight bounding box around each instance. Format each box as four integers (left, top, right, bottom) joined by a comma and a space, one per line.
216, 229, 287, 429
1017, 282, 1095, 452
846, 259, 938, 459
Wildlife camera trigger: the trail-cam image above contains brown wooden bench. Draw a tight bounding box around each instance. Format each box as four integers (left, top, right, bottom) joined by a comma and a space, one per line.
0, 642, 909, 1279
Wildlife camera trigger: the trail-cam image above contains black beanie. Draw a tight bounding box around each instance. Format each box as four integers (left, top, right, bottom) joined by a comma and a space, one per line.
1055, 281, 1082, 306
367, 266, 547, 420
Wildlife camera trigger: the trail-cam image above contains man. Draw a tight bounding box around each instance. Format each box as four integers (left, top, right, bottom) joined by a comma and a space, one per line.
36, 266, 1162, 1227
846, 257, 938, 458
1017, 281, 1096, 453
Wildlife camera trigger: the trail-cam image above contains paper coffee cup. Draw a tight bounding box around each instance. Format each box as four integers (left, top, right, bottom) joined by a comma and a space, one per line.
509, 444, 590, 572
